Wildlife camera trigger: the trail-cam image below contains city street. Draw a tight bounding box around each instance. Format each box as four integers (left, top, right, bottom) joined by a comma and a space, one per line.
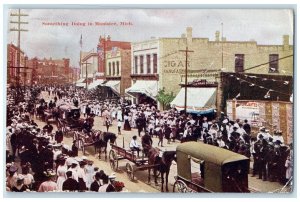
32, 91, 285, 193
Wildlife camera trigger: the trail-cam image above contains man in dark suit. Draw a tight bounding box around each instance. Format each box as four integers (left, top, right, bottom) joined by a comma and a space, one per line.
62, 171, 79, 191
90, 172, 102, 192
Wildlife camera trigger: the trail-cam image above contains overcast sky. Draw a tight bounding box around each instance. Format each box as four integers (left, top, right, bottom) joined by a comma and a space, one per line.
6, 9, 294, 67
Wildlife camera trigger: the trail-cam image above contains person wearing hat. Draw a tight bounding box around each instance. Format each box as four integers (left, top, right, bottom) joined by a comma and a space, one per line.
71, 140, 78, 157
62, 171, 79, 192
43, 121, 54, 135
85, 159, 95, 189
130, 135, 141, 157
56, 156, 67, 191
77, 160, 87, 191
6, 165, 18, 190
38, 169, 57, 192
90, 171, 102, 192
273, 130, 285, 145
21, 164, 34, 190
98, 174, 116, 192
11, 174, 29, 192
67, 160, 79, 182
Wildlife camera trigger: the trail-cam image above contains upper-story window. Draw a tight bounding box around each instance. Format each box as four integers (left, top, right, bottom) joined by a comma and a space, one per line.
112, 62, 115, 76
146, 54, 151, 74
235, 54, 244, 73
140, 55, 144, 74
134, 56, 138, 74
153, 53, 157, 73
108, 62, 111, 75
269, 54, 279, 73
116, 61, 120, 75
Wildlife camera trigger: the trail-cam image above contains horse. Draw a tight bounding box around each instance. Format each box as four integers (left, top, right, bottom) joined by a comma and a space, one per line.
147, 147, 177, 192
93, 131, 117, 160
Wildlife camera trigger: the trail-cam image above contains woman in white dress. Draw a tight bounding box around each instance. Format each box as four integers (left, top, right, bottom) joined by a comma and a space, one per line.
85, 160, 95, 190
56, 158, 67, 191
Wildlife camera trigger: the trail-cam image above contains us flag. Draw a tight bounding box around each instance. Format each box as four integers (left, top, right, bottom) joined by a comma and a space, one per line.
97, 46, 104, 59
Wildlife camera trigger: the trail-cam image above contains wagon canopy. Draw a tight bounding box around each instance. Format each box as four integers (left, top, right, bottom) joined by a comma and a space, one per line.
176, 142, 249, 166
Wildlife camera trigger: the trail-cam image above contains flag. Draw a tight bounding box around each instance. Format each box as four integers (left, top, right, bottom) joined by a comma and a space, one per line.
111, 47, 118, 57
97, 46, 104, 60
80, 34, 83, 48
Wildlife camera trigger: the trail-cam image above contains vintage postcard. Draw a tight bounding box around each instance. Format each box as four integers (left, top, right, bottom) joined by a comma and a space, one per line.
4, 7, 294, 195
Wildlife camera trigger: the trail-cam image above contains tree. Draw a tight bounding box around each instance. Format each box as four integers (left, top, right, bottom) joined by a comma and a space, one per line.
156, 88, 175, 110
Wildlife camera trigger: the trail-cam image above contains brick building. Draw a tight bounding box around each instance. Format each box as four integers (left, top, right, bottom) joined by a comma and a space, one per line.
7, 43, 29, 86
28, 57, 71, 85
128, 27, 293, 112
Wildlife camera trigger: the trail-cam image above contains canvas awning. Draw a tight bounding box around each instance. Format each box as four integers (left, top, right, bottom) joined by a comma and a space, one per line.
76, 83, 86, 87
88, 79, 105, 90
171, 87, 217, 114
76, 78, 85, 83
125, 80, 158, 100
105, 80, 120, 95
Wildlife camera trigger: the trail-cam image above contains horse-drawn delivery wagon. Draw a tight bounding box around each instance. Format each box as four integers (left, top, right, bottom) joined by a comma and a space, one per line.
108, 143, 161, 181
173, 142, 250, 193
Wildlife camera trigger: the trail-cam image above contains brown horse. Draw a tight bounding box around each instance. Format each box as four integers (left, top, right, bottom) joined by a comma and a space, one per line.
147, 147, 177, 192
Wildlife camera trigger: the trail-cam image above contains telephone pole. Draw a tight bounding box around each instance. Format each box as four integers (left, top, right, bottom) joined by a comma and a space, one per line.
10, 9, 28, 102
82, 61, 91, 89
179, 46, 194, 114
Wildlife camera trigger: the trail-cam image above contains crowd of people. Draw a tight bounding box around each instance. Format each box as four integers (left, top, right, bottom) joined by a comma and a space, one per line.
5, 84, 293, 193
6, 86, 125, 192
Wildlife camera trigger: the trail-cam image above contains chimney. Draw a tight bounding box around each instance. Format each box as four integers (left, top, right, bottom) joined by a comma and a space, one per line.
215, 31, 220, 41
186, 27, 192, 46
283, 35, 289, 50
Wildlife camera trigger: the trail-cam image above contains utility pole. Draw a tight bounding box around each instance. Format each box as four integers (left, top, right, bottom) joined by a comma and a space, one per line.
179, 46, 194, 114
10, 9, 28, 88
82, 61, 91, 89
221, 23, 224, 70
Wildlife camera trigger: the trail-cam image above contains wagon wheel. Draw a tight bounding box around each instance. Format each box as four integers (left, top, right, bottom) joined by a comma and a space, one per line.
126, 163, 135, 181
109, 150, 118, 171
173, 179, 188, 193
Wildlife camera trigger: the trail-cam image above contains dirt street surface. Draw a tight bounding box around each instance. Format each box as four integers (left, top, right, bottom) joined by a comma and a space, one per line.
31, 92, 285, 193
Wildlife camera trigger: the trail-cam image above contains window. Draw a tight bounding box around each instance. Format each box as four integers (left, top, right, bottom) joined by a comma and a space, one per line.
140, 55, 144, 74
112, 62, 115, 76
147, 54, 151, 73
134, 56, 138, 74
153, 53, 157, 73
269, 54, 279, 73
116, 61, 120, 75
108, 62, 111, 75
235, 54, 244, 73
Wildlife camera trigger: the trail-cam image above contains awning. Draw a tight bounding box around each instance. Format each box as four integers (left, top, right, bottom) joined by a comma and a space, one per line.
125, 80, 158, 100
76, 83, 86, 87
88, 79, 105, 90
105, 80, 120, 95
76, 78, 85, 83
171, 87, 217, 114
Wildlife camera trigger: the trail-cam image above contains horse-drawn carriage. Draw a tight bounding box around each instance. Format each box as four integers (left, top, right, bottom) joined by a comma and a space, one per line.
57, 104, 82, 136
173, 142, 250, 193
72, 130, 117, 158
108, 143, 160, 181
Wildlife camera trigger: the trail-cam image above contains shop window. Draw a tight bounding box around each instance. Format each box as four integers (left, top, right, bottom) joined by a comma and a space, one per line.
269, 54, 279, 73
235, 54, 244, 73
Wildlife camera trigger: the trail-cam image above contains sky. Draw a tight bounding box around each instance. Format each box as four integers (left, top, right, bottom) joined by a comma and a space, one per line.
6, 8, 294, 67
